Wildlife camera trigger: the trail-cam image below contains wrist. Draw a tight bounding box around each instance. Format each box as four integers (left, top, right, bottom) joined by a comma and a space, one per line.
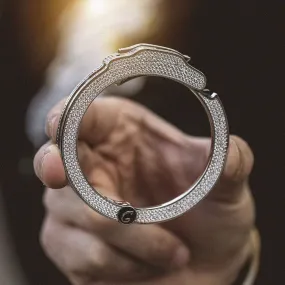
223, 228, 260, 285
196, 228, 260, 285
231, 228, 260, 285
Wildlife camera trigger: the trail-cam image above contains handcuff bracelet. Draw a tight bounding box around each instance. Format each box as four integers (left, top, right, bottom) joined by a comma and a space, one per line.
56, 44, 229, 224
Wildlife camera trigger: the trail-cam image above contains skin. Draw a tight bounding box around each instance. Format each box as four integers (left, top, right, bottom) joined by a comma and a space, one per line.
34, 97, 255, 285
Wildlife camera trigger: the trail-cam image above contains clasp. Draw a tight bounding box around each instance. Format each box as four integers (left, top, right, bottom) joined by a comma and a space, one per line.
199, 89, 218, 99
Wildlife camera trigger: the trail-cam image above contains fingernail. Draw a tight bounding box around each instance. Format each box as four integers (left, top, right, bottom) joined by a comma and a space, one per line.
39, 144, 59, 180
172, 246, 190, 268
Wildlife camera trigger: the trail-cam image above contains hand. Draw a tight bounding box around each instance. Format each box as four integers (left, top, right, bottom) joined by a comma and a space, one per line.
34, 97, 255, 285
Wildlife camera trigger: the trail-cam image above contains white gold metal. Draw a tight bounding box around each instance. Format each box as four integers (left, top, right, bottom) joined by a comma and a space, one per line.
56, 43, 229, 224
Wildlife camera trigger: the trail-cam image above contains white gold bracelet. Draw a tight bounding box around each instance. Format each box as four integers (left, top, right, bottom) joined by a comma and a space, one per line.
56, 43, 229, 224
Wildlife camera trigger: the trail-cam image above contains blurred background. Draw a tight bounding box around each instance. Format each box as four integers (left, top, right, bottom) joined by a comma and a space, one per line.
0, 0, 284, 284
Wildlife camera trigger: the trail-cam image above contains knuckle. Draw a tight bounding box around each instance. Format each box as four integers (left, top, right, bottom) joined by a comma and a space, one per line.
42, 186, 67, 212
89, 246, 109, 270
148, 235, 176, 263
152, 236, 167, 255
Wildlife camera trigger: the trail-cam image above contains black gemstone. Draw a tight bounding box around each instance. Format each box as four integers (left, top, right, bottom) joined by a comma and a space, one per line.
117, 206, 137, 224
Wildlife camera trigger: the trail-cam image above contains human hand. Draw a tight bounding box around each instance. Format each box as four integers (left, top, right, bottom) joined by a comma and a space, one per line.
34, 97, 255, 285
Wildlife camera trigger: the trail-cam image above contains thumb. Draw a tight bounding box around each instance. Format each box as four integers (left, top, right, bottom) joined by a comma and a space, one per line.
208, 135, 254, 202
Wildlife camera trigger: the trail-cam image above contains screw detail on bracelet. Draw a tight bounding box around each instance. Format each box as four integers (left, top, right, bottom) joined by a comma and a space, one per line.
117, 206, 137, 224
56, 43, 229, 224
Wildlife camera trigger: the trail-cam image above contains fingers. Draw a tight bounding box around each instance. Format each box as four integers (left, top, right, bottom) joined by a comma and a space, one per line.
33, 139, 119, 194
45, 96, 184, 147
33, 142, 66, 189
46, 97, 123, 145
33, 139, 99, 189
138, 135, 211, 205
40, 217, 156, 282
141, 131, 254, 205
43, 187, 190, 271
45, 98, 66, 142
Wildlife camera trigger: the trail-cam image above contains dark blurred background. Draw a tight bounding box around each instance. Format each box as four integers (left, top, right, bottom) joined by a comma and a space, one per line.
0, 0, 284, 284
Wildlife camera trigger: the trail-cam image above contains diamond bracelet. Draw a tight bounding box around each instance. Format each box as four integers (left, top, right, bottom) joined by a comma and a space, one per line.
56, 44, 229, 224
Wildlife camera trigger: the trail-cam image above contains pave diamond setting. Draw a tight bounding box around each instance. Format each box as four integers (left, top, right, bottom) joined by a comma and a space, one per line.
56, 44, 229, 224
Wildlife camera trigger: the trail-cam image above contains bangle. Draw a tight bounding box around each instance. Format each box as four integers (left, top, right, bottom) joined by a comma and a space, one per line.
233, 228, 261, 285
56, 43, 229, 224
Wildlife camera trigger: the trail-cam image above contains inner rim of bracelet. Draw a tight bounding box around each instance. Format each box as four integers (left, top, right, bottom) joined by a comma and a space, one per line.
77, 76, 213, 209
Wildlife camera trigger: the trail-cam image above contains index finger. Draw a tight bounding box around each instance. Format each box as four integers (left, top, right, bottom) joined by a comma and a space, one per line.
45, 97, 125, 145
